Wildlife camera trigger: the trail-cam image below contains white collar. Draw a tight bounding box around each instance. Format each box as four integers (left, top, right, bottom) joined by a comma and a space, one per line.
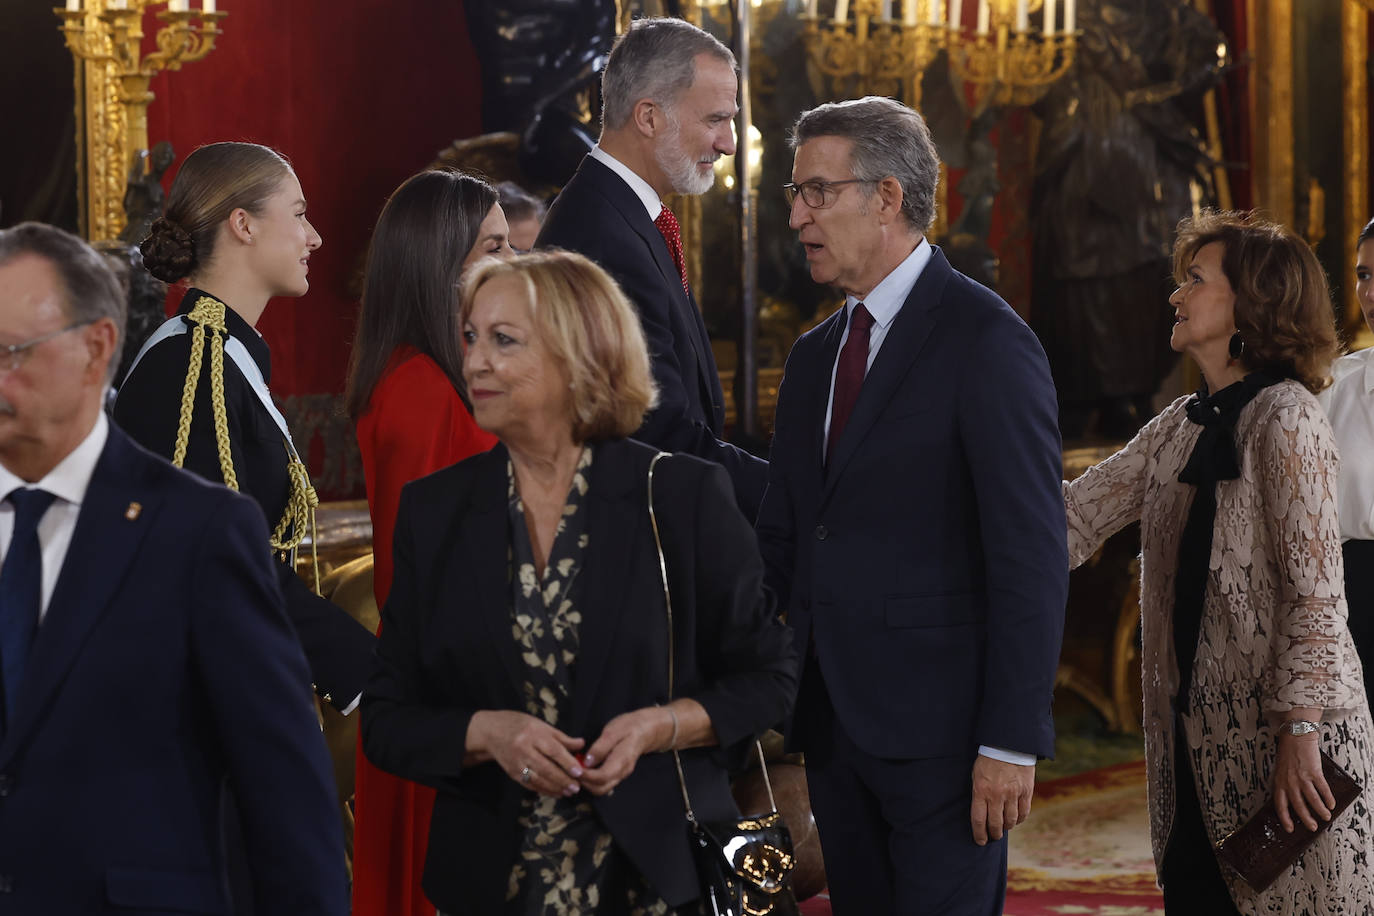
0, 412, 108, 506
588, 146, 664, 221
843, 238, 933, 330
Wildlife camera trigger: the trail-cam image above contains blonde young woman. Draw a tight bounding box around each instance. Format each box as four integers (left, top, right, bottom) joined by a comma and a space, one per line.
116, 142, 374, 717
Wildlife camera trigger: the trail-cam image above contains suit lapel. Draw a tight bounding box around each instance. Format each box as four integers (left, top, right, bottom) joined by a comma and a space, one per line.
584, 159, 720, 427
823, 249, 953, 498
0, 431, 159, 761
567, 441, 644, 732
458, 447, 527, 705
811, 306, 848, 477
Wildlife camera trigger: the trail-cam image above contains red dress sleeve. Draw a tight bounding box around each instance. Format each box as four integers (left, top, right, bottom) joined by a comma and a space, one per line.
351, 347, 496, 916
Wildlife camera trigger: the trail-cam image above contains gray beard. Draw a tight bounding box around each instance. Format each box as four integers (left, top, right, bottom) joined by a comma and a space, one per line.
655, 127, 716, 196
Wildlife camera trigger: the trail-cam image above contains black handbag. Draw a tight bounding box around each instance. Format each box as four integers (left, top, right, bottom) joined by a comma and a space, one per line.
647, 453, 799, 916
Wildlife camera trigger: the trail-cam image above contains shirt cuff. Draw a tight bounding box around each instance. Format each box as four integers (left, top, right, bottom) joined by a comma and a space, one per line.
340, 693, 362, 717
978, 745, 1036, 766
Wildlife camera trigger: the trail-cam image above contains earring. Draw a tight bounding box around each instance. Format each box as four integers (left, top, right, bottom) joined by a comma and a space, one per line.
1228, 331, 1245, 360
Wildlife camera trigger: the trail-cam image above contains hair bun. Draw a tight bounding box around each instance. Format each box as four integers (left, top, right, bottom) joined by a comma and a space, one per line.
140, 216, 196, 283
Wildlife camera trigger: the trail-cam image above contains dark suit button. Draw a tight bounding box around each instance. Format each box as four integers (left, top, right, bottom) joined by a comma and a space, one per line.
0, 874, 13, 893
0, 775, 10, 797
815, 525, 828, 540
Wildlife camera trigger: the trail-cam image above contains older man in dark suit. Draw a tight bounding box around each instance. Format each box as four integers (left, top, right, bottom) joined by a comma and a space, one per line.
536, 16, 767, 519
756, 98, 1068, 915
0, 222, 346, 914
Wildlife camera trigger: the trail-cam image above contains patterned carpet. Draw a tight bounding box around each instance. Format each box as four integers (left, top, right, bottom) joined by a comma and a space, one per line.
797, 760, 1163, 916
1004, 760, 1162, 915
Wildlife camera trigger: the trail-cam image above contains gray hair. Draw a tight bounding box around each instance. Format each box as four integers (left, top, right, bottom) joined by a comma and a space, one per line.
600, 17, 736, 131
0, 222, 127, 382
790, 96, 940, 232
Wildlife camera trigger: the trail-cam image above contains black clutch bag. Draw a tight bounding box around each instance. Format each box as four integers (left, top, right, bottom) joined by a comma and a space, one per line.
1215, 750, 1363, 893
648, 453, 799, 916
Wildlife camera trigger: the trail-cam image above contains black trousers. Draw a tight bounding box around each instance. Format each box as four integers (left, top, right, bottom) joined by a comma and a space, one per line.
1159, 721, 1240, 916
798, 658, 1006, 916
1344, 539, 1374, 705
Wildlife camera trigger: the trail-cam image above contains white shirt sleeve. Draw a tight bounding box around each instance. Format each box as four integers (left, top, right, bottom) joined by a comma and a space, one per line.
978, 745, 1037, 766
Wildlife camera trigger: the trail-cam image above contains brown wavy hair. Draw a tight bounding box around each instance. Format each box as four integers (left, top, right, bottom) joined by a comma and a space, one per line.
1172, 210, 1338, 394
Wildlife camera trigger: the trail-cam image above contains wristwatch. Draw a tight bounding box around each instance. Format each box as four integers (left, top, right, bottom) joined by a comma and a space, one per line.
1279, 719, 1320, 736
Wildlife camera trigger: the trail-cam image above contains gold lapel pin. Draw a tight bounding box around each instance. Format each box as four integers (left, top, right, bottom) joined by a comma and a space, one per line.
125, 502, 142, 521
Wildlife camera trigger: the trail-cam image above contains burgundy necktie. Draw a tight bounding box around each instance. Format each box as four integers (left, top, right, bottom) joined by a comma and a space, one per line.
827, 303, 874, 461
654, 206, 690, 295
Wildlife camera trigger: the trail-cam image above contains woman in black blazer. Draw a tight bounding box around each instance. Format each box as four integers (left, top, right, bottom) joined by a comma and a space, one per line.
361, 250, 797, 915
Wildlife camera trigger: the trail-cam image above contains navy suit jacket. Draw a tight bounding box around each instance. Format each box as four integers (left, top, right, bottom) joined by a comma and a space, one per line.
0, 426, 347, 914
362, 439, 797, 912
536, 155, 769, 519
756, 248, 1068, 761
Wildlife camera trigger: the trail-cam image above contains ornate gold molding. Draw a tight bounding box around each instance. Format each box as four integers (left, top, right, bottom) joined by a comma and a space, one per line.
66, 3, 125, 240
1344, 0, 1370, 343
59, 2, 226, 241
1248, 0, 1294, 229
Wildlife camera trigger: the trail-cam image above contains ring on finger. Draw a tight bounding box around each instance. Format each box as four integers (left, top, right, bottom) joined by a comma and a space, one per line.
520, 765, 534, 785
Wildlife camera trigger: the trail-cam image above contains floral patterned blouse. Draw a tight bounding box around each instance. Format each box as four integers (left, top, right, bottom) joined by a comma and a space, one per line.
502, 447, 678, 916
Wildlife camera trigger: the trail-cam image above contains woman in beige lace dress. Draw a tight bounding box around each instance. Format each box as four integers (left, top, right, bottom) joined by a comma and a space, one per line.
1064, 211, 1374, 915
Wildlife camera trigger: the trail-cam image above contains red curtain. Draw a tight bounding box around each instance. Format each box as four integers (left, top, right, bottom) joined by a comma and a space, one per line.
144, 0, 483, 399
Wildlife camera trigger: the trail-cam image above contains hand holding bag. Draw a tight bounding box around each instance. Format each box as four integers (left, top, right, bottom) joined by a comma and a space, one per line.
647, 453, 799, 916
1215, 749, 1362, 893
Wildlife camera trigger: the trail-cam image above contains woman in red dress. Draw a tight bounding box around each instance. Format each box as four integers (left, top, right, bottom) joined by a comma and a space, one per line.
344, 169, 513, 915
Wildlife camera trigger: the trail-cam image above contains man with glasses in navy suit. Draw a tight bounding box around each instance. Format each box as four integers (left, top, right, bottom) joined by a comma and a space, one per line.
757, 98, 1068, 915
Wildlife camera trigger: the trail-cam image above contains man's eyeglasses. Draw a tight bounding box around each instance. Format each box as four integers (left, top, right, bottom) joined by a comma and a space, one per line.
0, 321, 94, 373
782, 178, 876, 210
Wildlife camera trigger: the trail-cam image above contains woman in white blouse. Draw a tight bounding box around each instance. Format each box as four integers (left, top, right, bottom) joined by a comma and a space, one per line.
1318, 217, 1374, 705
1064, 211, 1373, 915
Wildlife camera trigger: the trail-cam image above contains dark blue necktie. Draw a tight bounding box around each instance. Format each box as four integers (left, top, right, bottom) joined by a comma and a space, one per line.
0, 487, 57, 735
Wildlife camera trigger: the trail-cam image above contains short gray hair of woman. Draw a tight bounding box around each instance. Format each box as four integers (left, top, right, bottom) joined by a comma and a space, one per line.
790, 96, 940, 233
600, 17, 736, 131
458, 250, 660, 443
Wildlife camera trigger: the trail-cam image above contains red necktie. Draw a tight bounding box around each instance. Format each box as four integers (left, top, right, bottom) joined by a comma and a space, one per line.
654, 206, 690, 295
827, 303, 874, 460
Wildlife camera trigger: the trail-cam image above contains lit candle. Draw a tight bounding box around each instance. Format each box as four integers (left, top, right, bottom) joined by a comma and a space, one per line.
947, 0, 961, 29
65, 0, 80, 10
976, 0, 989, 34
202, 0, 215, 12
1015, 0, 1028, 31
1063, 0, 1074, 32
168, 0, 188, 10
1043, 0, 1055, 36
834, 0, 848, 23
903, 0, 917, 25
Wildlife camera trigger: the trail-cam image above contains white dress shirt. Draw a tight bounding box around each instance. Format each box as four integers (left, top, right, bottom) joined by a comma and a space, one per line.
823, 238, 933, 454
1319, 347, 1374, 541
0, 413, 108, 622
588, 145, 664, 221
820, 242, 1035, 768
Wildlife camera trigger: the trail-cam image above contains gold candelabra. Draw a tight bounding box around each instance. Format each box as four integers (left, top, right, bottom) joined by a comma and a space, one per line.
800, 0, 1075, 112
801, 0, 946, 105
54, 1, 226, 239
946, 0, 1076, 110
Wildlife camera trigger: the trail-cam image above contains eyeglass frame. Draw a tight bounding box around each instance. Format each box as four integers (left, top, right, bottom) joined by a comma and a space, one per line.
0, 320, 95, 373
782, 178, 878, 209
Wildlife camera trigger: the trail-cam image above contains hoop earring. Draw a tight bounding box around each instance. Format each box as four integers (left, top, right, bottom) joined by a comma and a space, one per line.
1228, 331, 1245, 361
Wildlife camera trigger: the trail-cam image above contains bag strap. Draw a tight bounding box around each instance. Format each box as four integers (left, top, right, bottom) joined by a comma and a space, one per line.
646, 452, 777, 824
